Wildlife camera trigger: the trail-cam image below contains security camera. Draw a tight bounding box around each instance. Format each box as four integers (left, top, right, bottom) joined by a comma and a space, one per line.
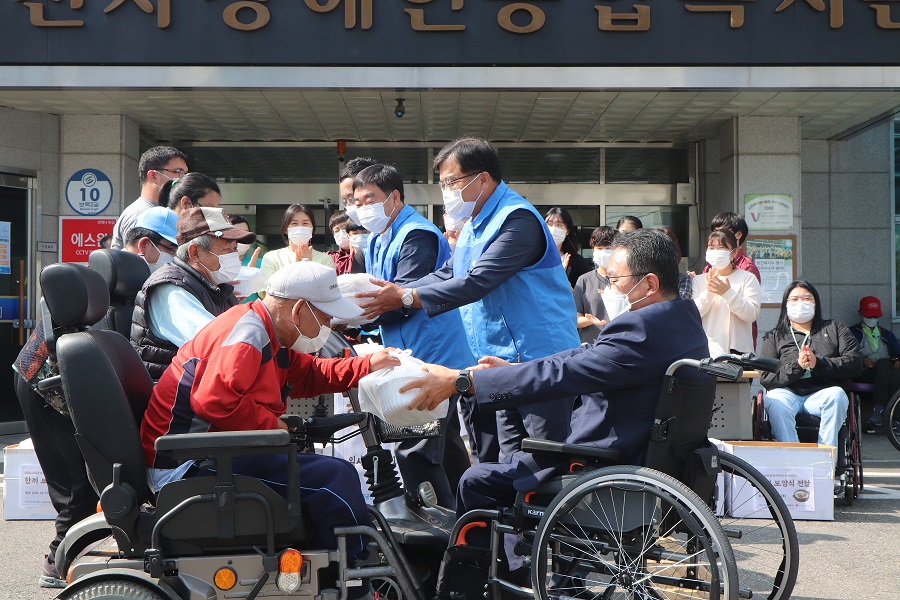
394, 98, 406, 119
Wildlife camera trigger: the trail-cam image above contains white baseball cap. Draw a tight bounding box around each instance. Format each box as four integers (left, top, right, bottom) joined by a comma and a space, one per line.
266, 260, 364, 320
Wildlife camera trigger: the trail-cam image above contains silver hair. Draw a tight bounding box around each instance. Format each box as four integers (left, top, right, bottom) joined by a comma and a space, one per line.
175, 234, 211, 262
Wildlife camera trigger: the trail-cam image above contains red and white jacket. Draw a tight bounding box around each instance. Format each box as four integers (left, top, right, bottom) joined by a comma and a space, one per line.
141, 300, 370, 469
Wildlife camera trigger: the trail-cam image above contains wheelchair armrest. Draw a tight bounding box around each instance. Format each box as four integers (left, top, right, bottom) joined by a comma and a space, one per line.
155, 430, 290, 456
520, 438, 622, 462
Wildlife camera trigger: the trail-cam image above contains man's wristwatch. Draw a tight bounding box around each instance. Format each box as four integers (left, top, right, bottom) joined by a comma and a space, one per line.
401, 288, 414, 316
455, 369, 473, 396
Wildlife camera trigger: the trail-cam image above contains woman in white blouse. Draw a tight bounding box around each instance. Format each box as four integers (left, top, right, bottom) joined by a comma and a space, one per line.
693, 229, 761, 356
258, 204, 334, 297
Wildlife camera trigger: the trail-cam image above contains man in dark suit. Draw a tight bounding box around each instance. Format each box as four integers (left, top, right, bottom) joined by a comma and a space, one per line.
401, 229, 711, 515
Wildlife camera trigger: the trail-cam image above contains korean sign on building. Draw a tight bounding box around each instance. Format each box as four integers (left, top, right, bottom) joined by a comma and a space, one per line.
4, 1, 900, 66
59, 216, 115, 263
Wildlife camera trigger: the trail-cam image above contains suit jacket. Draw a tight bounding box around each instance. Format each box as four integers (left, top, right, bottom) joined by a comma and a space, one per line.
472, 297, 712, 490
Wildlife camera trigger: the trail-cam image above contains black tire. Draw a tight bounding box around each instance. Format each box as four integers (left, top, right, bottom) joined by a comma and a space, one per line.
718, 453, 799, 600
62, 579, 167, 600
886, 389, 900, 452
531, 465, 738, 600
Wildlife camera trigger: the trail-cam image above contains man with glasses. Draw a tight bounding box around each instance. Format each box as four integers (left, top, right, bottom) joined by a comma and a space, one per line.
400, 230, 711, 529
110, 146, 188, 250
131, 207, 254, 380
350, 163, 474, 508
359, 137, 579, 462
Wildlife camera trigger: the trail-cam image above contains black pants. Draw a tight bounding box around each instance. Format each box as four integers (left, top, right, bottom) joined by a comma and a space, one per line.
14, 374, 98, 564
857, 358, 900, 406
395, 396, 471, 509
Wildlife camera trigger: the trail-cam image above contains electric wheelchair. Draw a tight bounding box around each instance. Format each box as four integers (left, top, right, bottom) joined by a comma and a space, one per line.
39, 260, 780, 600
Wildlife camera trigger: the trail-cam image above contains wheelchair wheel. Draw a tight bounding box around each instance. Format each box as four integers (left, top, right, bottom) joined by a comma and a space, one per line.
531, 465, 737, 600
845, 395, 863, 505
718, 453, 799, 600
885, 389, 900, 452
62, 579, 167, 600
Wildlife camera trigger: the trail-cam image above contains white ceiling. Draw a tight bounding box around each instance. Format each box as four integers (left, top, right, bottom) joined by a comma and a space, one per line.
0, 88, 896, 181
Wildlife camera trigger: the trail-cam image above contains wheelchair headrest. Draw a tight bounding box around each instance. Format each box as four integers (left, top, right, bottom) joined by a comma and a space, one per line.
88, 249, 150, 302
39, 263, 109, 329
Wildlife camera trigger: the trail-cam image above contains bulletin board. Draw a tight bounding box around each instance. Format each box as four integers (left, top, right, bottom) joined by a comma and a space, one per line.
745, 235, 796, 307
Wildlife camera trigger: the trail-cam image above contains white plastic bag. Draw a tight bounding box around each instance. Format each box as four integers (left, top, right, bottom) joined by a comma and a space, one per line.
233, 266, 266, 298
357, 350, 448, 427
331, 274, 380, 327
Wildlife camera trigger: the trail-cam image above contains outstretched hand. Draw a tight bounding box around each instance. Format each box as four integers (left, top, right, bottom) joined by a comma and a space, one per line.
368, 348, 402, 372
357, 279, 404, 320
399, 364, 457, 412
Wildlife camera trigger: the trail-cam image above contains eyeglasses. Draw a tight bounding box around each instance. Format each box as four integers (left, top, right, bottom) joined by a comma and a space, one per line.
786, 295, 815, 304
156, 168, 187, 177
438, 172, 479, 191
602, 273, 647, 286
157, 242, 177, 255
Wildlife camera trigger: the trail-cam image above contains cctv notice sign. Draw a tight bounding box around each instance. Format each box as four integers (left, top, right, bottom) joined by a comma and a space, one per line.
59, 216, 115, 263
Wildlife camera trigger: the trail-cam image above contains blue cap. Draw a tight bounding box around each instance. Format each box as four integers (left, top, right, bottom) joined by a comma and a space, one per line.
135, 207, 178, 245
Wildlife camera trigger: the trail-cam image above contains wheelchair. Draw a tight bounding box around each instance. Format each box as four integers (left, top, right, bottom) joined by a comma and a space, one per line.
39, 261, 774, 600
753, 384, 863, 506
885, 388, 900, 452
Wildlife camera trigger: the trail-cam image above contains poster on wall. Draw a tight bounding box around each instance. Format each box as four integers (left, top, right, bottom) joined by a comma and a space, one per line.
745, 236, 796, 307
0, 221, 10, 275
744, 194, 793, 231
59, 217, 116, 263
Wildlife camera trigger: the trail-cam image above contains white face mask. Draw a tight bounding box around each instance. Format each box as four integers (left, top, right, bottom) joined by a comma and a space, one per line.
349, 233, 369, 250
334, 230, 350, 250
141, 240, 175, 274
863, 317, 879, 329
443, 214, 467, 233
442, 175, 483, 221
209, 251, 242, 285
705, 249, 733, 270
344, 204, 362, 226
786, 301, 816, 324
290, 301, 332, 354
236, 242, 251, 258
548, 226, 567, 248
593, 249, 613, 269
357, 196, 397, 234
600, 275, 647, 322
287, 225, 313, 245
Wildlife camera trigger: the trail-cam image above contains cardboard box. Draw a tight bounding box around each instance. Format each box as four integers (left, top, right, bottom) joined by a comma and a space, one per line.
723, 441, 835, 521
3, 441, 56, 520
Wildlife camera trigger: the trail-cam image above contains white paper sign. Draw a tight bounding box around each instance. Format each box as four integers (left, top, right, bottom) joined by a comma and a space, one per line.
19, 464, 52, 508
744, 194, 793, 231
755, 466, 816, 512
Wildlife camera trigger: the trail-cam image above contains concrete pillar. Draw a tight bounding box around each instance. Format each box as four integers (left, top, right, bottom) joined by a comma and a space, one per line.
717, 116, 802, 334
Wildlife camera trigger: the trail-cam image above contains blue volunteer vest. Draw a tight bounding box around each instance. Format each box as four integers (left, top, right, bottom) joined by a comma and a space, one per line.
368, 204, 475, 369
452, 182, 580, 362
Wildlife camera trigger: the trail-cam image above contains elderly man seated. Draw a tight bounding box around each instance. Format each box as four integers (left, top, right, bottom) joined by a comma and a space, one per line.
140, 260, 399, 600
131, 206, 255, 380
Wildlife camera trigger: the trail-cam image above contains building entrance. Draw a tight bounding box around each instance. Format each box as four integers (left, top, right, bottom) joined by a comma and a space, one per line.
0, 175, 32, 428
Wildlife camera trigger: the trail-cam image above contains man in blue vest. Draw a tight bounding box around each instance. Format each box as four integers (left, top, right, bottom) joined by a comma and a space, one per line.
352, 164, 474, 508
360, 137, 580, 459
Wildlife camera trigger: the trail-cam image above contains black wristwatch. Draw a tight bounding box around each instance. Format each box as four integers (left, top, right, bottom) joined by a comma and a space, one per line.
454, 369, 473, 396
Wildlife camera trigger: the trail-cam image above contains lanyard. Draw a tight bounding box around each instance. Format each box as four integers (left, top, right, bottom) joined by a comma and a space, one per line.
790, 329, 810, 353
791, 329, 812, 376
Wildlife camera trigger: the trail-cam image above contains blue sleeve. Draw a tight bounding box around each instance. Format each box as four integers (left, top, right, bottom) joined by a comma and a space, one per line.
147, 284, 215, 347
376, 229, 439, 326
414, 209, 546, 317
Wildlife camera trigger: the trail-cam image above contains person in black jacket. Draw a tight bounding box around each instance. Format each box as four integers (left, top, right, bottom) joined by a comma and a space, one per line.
849, 295, 900, 432
760, 281, 863, 456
